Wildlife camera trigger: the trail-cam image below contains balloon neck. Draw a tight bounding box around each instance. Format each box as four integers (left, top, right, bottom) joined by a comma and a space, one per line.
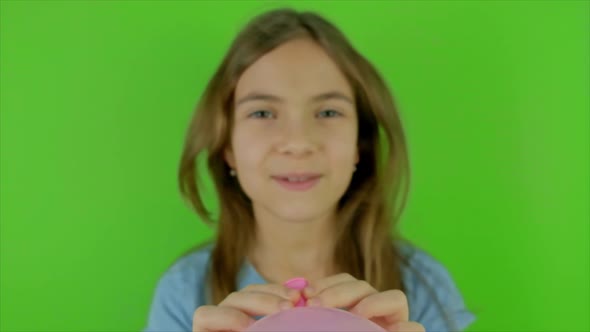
283, 277, 308, 307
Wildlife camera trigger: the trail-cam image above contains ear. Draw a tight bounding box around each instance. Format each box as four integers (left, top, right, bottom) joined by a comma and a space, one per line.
224, 147, 236, 169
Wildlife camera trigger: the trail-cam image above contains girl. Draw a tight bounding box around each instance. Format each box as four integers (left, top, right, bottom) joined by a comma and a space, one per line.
144, 8, 475, 332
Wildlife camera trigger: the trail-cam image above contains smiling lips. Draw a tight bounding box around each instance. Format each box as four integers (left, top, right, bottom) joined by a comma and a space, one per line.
271, 173, 322, 191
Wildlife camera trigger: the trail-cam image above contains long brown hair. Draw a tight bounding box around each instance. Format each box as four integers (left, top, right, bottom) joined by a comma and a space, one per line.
178, 8, 412, 305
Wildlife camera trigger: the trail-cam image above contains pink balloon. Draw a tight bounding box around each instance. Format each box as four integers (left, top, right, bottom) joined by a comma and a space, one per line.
244, 306, 387, 332
244, 277, 386, 332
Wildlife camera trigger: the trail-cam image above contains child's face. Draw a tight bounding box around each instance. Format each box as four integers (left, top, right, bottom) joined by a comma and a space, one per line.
226, 38, 358, 223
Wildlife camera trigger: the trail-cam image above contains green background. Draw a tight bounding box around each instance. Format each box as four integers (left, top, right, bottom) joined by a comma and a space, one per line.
1, 1, 588, 331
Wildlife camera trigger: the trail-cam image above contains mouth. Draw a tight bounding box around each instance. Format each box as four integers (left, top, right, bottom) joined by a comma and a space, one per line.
271, 173, 322, 192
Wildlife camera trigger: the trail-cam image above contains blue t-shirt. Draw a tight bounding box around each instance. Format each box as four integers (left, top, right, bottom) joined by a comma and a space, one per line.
143, 244, 475, 332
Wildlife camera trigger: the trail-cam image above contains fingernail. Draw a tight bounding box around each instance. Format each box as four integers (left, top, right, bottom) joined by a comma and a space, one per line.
307, 298, 321, 307
279, 300, 293, 311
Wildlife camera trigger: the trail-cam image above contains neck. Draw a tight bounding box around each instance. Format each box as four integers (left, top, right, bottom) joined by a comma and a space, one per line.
248, 206, 339, 284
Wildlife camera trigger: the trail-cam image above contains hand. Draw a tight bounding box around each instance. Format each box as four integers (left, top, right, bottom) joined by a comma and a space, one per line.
303, 273, 425, 332
192, 283, 300, 332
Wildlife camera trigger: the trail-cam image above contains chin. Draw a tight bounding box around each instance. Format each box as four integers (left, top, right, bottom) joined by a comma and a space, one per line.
272, 202, 334, 224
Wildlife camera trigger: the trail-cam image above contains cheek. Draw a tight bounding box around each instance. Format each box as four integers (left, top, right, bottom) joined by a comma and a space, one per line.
323, 125, 358, 162
231, 126, 269, 170
230, 128, 277, 203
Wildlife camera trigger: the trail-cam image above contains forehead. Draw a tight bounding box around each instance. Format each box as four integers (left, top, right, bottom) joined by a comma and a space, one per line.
235, 38, 353, 100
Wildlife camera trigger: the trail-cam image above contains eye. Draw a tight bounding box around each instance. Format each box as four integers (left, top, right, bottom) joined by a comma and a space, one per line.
248, 110, 275, 119
317, 109, 342, 118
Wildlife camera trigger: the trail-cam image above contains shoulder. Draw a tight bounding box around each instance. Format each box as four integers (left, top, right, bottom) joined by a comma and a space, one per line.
143, 244, 214, 332
397, 242, 476, 332
397, 242, 459, 293
164, 244, 213, 287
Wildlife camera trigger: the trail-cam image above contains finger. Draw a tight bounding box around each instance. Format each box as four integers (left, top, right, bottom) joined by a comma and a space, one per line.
387, 321, 425, 332
219, 290, 294, 316
350, 290, 409, 323
240, 283, 300, 301
308, 279, 377, 309
304, 273, 357, 298
193, 305, 254, 332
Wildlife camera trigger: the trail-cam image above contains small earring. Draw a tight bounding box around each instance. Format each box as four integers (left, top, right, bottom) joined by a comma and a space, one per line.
229, 169, 236, 177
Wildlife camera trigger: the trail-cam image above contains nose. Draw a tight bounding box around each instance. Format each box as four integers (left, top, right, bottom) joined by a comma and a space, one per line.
276, 118, 318, 157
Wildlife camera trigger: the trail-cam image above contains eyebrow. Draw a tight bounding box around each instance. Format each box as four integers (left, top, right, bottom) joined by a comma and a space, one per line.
235, 91, 354, 106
